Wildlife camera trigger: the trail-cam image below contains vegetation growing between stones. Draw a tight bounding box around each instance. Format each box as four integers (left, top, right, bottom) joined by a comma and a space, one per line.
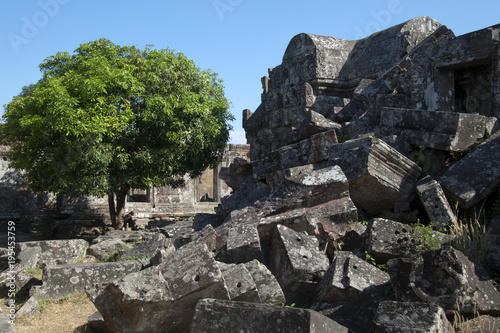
411, 221, 446, 253
26, 265, 44, 280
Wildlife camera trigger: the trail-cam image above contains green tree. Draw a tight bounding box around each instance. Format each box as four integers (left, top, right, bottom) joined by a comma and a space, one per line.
1, 38, 233, 229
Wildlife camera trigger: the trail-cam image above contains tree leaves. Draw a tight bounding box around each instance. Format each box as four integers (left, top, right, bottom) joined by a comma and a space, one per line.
2, 38, 234, 199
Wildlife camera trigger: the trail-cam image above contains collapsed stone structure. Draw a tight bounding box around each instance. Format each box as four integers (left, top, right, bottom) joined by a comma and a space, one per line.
3, 17, 500, 332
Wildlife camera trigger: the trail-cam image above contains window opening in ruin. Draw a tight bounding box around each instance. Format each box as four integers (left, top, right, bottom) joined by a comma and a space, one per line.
128, 188, 150, 203
454, 63, 492, 116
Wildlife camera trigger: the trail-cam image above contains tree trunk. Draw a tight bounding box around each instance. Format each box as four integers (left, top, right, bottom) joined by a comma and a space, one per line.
108, 185, 130, 230
108, 193, 117, 228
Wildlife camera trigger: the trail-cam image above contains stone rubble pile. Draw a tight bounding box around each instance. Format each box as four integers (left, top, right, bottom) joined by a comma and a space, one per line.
2, 16, 500, 332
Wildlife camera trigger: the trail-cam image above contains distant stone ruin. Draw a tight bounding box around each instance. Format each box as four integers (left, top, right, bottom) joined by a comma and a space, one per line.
244, 16, 499, 162
2, 16, 500, 332
0, 144, 249, 236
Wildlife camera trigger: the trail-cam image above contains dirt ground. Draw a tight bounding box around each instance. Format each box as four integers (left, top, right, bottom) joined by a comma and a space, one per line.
1, 293, 98, 333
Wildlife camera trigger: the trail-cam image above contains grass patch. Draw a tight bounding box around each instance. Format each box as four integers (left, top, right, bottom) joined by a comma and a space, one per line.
25, 265, 44, 280
411, 222, 447, 253
7, 293, 99, 333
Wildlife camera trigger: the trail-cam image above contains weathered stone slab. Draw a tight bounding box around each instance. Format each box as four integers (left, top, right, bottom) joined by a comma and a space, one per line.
379, 108, 488, 152
15, 245, 41, 271
87, 311, 110, 333
226, 223, 263, 263
439, 131, 500, 209
388, 246, 500, 315
159, 219, 197, 249
365, 218, 416, 263
191, 224, 218, 253
262, 164, 351, 213
373, 301, 453, 333
91, 242, 229, 333
159, 242, 230, 304
216, 177, 271, 217
328, 137, 421, 215
314, 251, 390, 303
257, 210, 319, 252
191, 299, 349, 333
15, 239, 89, 266
119, 232, 172, 261
31, 261, 142, 301
90, 265, 172, 333
92, 230, 150, 244
87, 238, 131, 261
281, 110, 341, 147
217, 262, 260, 302
219, 157, 253, 192
270, 224, 329, 305
16, 295, 40, 316
253, 130, 338, 182
0, 310, 15, 333
416, 175, 457, 227
257, 198, 358, 262
244, 259, 285, 305
312, 301, 379, 333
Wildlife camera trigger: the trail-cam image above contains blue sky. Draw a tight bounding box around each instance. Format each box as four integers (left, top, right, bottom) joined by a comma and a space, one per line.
1, 0, 499, 144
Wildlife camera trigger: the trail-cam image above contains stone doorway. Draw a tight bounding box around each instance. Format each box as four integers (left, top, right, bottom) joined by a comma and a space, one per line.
454, 63, 492, 116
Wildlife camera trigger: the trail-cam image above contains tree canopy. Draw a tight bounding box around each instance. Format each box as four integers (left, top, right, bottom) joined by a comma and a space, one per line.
1, 38, 234, 228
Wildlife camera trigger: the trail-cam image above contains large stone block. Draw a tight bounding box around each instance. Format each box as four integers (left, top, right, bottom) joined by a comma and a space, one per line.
283, 110, 341, 146
244, 260, 285, 305
216, 177, 271, 217
119, 232, 173, 261
217, 263, 260, 302
439, 131, 500, 208
252, 130, 339, 182
191, 299, 349, 333
218, 157, 253, 192
226, 223, 263, 264
416, 175, 457, 227
15, 239, 89, 266
328, 137, 421, 215
388, 246, 500, 315
365, 218, 417, 264
265, 164, 351, 212
87, 238, 131, 261
373, 301, 453, 333
90, 265, 173, 333
312, 301, 379, 333
15, 245, 41, 271
379, 108, 488, 152
314, 251, 390, 303
0, 311, 15, 333
91, 242, 230, 333
32, 261, 141, 301
270, 224, 329, 305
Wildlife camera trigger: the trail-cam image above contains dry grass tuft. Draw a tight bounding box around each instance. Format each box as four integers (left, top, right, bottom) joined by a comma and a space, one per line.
449, 205, 488, 265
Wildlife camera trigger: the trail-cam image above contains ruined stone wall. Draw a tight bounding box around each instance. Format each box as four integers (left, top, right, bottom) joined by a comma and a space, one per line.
0, 145, 57, 227
0, 144, 250, 225
244, 17, 500, 161
244, 17, 445, 160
